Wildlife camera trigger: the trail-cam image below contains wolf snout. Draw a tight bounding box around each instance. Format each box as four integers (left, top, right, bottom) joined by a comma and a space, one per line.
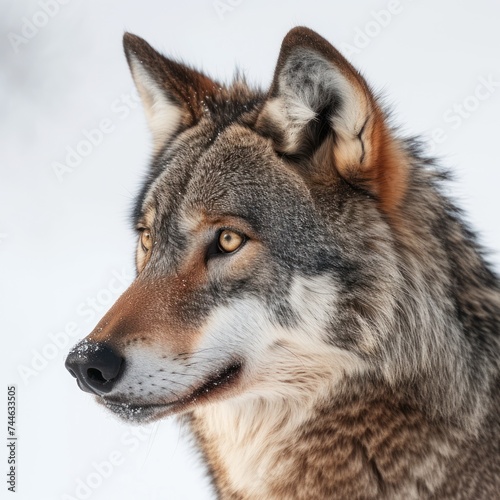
65, 341, 124, 395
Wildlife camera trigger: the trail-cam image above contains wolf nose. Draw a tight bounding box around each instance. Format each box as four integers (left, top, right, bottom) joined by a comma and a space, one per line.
65, 341, 124, 395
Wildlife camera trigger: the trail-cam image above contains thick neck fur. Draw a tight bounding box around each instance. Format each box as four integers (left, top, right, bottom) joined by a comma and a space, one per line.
389, 155, 500, 423
189, 379, 468, 499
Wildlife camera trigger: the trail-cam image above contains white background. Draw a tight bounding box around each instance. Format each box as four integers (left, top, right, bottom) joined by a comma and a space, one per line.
1, 1, 499, 499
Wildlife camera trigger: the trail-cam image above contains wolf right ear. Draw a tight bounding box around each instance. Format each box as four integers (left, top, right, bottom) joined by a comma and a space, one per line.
123, 33, 219, 153
257, 27, 409, 215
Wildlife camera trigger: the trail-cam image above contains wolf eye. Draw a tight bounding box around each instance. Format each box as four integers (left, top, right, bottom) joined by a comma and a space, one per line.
140, 229, 153, 252
218, 230, 244, 253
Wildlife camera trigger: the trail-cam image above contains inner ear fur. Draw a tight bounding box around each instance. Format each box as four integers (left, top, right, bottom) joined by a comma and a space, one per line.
123, 33, 220, 153
256, 26, 409, 215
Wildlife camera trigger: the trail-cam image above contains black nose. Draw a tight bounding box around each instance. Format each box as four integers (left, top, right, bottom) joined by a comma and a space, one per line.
65, 341, 124, 395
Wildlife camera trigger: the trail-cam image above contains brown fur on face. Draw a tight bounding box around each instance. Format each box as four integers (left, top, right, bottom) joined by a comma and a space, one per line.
89, 208, 264, 356
88, 274, 205, 355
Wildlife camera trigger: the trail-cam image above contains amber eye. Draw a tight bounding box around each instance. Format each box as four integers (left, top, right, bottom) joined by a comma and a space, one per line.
140, 229, 153, 252
218, 230, 244, 253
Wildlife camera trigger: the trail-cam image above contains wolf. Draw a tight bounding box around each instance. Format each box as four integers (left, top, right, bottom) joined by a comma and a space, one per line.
65, 27, 500, 499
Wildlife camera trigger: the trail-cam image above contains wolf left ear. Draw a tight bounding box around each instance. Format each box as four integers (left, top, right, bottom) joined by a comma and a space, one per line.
123, 33, 219, 153
257, 27, 408, 214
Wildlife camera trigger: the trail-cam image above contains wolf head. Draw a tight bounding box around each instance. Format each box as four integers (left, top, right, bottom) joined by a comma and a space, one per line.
65, 27, 497, 425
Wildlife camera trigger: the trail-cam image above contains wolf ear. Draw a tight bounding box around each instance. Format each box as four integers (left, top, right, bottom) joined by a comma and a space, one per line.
257, 27, 408, 214
123, 33, 219, 153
